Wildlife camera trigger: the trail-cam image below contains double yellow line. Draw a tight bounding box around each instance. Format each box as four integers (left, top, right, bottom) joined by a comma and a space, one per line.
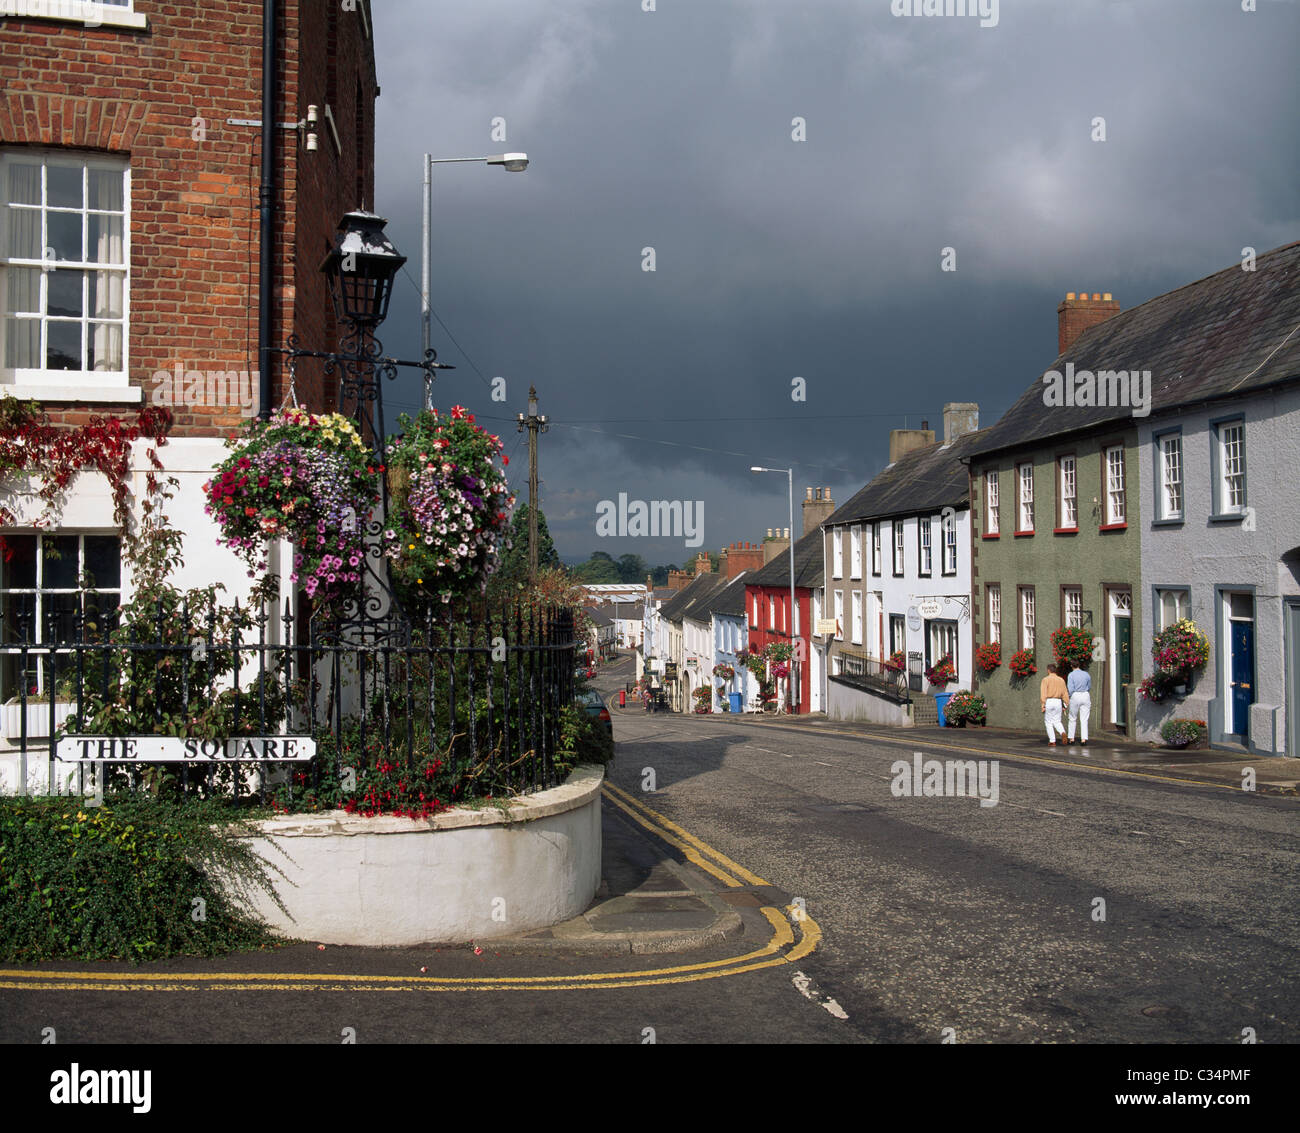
0, 783, 819, 994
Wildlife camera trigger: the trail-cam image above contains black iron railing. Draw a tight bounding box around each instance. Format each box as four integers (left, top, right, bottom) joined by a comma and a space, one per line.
0, 601, 576, 803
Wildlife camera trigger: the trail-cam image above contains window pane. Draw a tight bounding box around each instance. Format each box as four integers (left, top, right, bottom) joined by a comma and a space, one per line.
5, 267, 39, 313
7, 162, 41, 205
87, 213, 123, 264
46, 320, 81, 369
88, 322, 122, 371
7, 206, 40, 259
87, 168, 123, 212
44, 592, 79, 643
47, 211, 83, 261
43, 536, 79, 588
83, 536, 120, 589
3, 317, 38, 367
3, 535, 37, 589
47, 164, 82, 209
47, 268, 84, 317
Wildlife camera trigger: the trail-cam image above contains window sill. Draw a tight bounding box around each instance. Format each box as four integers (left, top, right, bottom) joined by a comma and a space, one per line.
7, 2, 147, 29
1151, 517, 1184, 528
1053, 526, 1079, 535
1209, 512, 1245, 525
1014, 530, 1035, 538
1098, 522, 1128, 532
982, 532, 1000, 540
2, 382, 142, 404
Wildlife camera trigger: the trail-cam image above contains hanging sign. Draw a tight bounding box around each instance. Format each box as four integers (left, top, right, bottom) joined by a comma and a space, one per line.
55, 736, 317, 763
917, 599, 944, 619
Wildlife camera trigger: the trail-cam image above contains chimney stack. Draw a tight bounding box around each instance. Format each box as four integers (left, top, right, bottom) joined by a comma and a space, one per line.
693, 551, 712, 577
724, 540, 763, 579
801, 485, 835, 535
942, 402, 979, 443
1058, 291, 1120, 354
763, 527, 791, 566
890, 423, 935, 463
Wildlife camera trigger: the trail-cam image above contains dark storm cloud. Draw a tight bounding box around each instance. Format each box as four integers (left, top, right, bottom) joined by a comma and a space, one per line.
370, 0, 1299, 563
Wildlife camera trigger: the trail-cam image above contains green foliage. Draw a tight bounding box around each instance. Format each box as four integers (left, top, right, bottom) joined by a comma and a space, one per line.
496, 503, 561, 581
555, 703, 614, 775
1051, 626, 1095, 668
0, 795, 283, 963
944, 689, 988, 723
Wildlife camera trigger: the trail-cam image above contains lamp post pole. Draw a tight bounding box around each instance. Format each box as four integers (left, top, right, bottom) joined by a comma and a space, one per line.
517, 386, 548, 581
751, 465, 797, 713
421, 152, 529, 410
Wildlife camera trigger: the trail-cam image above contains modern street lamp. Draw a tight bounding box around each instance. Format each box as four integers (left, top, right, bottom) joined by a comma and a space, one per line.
751, 465, 797, 712
421, 152, 530, 408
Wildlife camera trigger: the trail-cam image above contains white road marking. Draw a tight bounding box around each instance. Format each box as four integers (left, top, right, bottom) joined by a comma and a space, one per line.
791, 970, 849, 1020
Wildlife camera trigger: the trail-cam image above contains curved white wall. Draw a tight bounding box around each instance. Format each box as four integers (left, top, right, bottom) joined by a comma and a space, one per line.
233, 765, 604, 947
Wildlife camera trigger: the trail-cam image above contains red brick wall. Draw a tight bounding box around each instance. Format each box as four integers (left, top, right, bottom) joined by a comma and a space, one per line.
0, 1, 377, 438
1057, 292, 1121, 355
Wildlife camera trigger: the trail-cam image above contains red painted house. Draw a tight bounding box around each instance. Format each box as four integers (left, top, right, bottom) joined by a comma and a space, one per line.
743, 527, 824, 714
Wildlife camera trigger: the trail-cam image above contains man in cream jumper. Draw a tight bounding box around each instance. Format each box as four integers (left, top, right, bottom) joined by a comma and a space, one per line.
1040, 663, 1068, 745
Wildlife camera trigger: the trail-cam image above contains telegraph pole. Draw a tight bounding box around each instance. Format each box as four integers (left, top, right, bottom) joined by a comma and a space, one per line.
516, 386, 548, 580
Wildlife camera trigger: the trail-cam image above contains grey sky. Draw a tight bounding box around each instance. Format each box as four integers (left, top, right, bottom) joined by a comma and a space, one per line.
370, 0, 1299, 564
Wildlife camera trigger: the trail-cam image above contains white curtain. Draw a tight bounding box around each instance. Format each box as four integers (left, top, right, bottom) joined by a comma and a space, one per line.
91, 170, 123, 371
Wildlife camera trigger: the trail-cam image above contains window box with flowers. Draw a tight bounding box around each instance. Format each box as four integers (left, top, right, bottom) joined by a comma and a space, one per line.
924, 654, 956, 689
2, 687, 76, 740
975, 640, 1001, 673
382, 407, 514, 607
1008, 649, 1037, 680
883, 650, 906, 673
1050, 626, 1095, 670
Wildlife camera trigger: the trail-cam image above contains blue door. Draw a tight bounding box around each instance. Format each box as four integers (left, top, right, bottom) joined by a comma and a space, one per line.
1230, 621, 1254, 738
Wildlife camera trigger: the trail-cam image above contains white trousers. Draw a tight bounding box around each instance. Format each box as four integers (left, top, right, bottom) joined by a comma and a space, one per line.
1044, 698, 1065, 741
1068, 691, 1091, 742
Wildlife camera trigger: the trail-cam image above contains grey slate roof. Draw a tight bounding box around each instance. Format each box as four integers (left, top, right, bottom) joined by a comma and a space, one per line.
824, 428, 987, 527
968, 241, 1300, 460
678, 573, 733, 623
709, 573, 750, 618
748, 528, 825, 589
657, 573, 723, 623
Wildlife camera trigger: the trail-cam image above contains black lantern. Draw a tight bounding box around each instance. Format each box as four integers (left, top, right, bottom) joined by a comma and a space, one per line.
320, 210, 407, 328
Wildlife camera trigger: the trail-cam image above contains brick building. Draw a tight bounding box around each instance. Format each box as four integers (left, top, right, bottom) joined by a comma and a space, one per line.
0, 0, 378, 782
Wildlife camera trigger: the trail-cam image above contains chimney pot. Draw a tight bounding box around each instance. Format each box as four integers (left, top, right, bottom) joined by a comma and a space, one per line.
921, 420, 929, 431
1103, 292, 1112, 301
1065, 292, 1075, 301
805, 486, 813, 500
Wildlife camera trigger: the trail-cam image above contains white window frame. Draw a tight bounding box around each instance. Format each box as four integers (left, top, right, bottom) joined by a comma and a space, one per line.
1059, 455, 1077, 529
1064, 586, 1083, 629
985, 470, 999, 535
849, 524, 862, 579
1156, 588, 1189, 631
1, 149, 137, 400
833, 589, 844, 641
987, 584, 1001, 644
1017, 463, 1034, 532
942, 511, 957, 574
3, 1, 146, 31
871, 523, 881, 575
851, 591, 863, 645
1216, 421, 1246, 515
892, 520, 905, 575
1158, 433, 1183, 521
832, 528, 843, 579
919, 516, 932, 575
1104, 445, 1126, 525
1020, 587, 1035, 651
927, 619, 958, 678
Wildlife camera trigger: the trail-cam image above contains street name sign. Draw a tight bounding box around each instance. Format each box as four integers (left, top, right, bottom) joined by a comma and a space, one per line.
55, 736, 317, 762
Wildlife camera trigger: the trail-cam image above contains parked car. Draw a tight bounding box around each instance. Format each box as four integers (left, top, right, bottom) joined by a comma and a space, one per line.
576, 689, 613, 733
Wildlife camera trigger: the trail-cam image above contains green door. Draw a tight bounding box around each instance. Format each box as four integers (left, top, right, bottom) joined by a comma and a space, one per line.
1116, 616, 1132, 729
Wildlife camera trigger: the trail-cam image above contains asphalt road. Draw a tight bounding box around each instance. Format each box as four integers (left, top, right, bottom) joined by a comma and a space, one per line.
608, 692, 1300, 1043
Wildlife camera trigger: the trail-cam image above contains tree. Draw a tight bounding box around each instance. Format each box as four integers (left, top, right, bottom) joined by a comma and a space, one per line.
573, 555, 620, 583
616, 553, 647, 584
496, 502, 559, 581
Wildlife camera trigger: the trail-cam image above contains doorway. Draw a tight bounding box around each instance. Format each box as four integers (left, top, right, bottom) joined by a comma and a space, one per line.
1224, 591, 1255, 740
1108, 589, 1132, 729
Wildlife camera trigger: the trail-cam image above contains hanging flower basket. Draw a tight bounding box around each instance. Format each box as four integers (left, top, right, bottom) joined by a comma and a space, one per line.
204, 409, 379, 604
884, 650, 906, 674
1008, 648, 1037, 679
924, 654, 957, 688
382, 408, 514, 605
712, 663, 735, 682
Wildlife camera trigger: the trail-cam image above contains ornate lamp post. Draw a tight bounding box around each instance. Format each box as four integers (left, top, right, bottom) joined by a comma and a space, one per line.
279, 211, 449, 642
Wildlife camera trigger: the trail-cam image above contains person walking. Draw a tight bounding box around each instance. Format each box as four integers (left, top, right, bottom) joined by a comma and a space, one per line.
1040, 662, 1068, 745
1067, 659, 1091, 745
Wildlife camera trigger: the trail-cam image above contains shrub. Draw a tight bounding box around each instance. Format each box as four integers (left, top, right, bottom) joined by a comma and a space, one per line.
975, 640, 1001, 673
0, 795, 282, 963
1160, 718, 1208, 748
944, 689, 988, 723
